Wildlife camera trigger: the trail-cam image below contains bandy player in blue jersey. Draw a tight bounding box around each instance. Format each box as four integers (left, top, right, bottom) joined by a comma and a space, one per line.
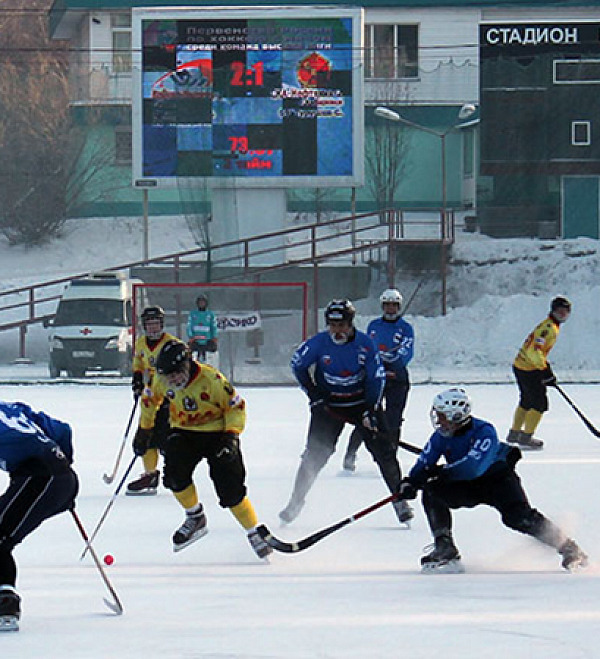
279, 299, 410, 527
0, 402, 78, 631
343, 288, 414, 485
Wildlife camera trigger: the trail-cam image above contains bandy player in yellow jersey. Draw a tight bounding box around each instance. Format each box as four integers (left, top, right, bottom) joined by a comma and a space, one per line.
507, 296, 572, 450
126, 306, 178, 495
152, 339, 272, 560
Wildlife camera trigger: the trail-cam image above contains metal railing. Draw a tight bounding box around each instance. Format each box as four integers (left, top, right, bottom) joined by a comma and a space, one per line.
0, 208, 454, 359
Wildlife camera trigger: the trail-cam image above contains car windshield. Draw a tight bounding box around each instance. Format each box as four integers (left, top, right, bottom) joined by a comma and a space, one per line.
53, 299, 126, 327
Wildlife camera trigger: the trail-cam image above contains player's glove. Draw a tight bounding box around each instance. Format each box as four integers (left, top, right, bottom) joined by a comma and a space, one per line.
396, 477, 418, 500
206, 339, 218, 353
362, 409, 381, 432
424, 464, 446, 484
541, 366, 557, 387
308, 388, 328, 412
132, 372, 144, 397
216, 433, 241, 462
132, 427, 152, 457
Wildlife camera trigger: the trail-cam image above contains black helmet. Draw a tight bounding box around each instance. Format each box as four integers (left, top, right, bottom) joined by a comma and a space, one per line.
197, 294, 208, 304
156, 340, 190, 375
324, 299, 355, 324
141, 306, 165, 335
141, 306, 164, 323
551, 296, 571, 313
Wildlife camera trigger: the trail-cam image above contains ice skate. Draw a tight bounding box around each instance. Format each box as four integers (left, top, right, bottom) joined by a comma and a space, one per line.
392, 499, 414, 528
126, 470, 159, 496
420, 534, 464, 574
0, 586, 20, 632
559, 538, 588, 572
247, 527, 273, 561
279, 499, 304, 525
506, 429, 543, 451
172, 505, 208, 552
342, 453, 356, 474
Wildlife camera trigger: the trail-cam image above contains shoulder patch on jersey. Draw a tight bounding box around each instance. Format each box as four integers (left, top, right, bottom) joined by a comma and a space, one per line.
183, 396, 197, 411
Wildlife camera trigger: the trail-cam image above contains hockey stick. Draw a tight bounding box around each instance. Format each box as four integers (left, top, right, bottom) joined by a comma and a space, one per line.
398, 439, 422, 455
70, 510, 123, 615
552, 383, 600, 438
323, 405, 423, 456
80, 454, 138, 561
103, 395, 139, 484
257, 493, 400, 554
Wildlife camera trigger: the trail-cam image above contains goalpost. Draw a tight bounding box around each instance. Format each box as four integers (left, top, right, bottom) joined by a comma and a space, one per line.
132, 281, 308, 385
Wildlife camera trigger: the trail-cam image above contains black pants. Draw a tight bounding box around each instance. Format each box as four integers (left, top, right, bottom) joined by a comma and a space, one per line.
288, 404, 402, 506
513, 366, 549, 414
162, 430, 247, 508
422, 465, 564, 549
346, 376, 410, 455
0, 468, 79, 585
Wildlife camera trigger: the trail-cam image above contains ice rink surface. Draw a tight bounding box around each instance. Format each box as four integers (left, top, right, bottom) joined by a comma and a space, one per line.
1, 382, 599, 658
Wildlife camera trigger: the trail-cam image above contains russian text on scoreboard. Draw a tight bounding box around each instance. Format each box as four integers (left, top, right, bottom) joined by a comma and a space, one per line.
133, 7, 364, 187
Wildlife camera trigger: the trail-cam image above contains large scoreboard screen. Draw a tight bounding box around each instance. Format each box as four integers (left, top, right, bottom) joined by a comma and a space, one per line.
132, 7, 364, 188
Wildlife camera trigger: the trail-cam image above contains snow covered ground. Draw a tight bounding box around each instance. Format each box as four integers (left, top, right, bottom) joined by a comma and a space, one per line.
1, 383, 599, 657
0, 215, 599, 379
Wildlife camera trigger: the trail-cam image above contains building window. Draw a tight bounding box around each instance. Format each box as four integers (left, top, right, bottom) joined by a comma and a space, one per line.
572, 121, 591, 146
111, 13, 132, 74
115, 126, 132, 164
364, 24, 418, 79
554, 59, 600, 84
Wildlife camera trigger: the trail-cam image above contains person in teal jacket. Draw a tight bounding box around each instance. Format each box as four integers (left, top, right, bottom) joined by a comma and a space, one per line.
187, 294, 218, 362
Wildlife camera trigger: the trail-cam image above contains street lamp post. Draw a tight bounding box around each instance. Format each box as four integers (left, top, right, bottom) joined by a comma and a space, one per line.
374, 104, 476, 314
374, 104, 476, 217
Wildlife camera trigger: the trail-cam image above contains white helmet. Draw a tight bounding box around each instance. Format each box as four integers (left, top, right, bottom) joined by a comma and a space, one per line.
380, 288, 403, 320
430, 388, 472, 436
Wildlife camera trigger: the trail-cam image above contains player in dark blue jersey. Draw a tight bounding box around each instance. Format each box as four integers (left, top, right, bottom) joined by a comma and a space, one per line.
279, 299, 407, 526
343, 289, 414, 476
397, 388, 587, 573
0, 402, 78, 631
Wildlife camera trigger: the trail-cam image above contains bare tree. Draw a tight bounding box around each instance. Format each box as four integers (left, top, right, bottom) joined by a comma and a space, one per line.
0, 1, 121, 245
365, 119, 410, 222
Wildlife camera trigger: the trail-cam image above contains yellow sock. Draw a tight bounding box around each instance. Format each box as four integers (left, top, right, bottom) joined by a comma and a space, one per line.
173, 484, 199, 510
142, 448, 159, 473
511, 406, 528, 432
523, 409, 543, 435
230, 497, 258, 530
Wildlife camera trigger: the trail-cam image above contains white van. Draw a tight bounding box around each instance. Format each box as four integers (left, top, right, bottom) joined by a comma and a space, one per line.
46, 273, 142, 377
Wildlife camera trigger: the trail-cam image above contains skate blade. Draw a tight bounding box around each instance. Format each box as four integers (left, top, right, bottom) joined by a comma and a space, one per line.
421, 559, 465, 574
125, 488, 158, 496
0, 615, 19, 631
172, 527, 208, 552
337, 469, 356, 478
565, 558, 589, 573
